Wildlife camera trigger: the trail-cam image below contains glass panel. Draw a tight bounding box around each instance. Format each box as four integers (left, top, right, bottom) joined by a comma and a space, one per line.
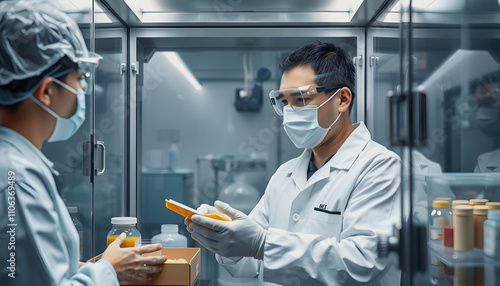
411, 0, 500, 285
136, 35, 359, 284
93, 2, 128, 256
42, 0, 93, 261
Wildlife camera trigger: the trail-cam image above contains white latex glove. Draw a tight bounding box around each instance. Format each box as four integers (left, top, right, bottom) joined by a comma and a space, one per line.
187, 200, 266, 259
197, 203, 231, 220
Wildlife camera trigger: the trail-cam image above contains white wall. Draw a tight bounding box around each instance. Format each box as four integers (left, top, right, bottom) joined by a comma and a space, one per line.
140, 51, 300, 196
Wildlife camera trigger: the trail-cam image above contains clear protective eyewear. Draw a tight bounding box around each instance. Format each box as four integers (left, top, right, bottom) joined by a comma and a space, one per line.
53, 72, 90, 94
76, 51, 102, 76
268, 84, 344, 116
75, 51, 100, 94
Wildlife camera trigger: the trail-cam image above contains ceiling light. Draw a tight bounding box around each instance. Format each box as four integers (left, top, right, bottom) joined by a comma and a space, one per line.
163, 52, 203, 91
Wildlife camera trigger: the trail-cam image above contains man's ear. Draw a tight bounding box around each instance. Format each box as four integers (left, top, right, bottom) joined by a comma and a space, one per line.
33, 77, 56, 107
338, 87, 352, 113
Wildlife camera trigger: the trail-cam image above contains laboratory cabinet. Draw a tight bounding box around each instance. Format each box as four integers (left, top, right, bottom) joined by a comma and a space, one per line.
35, 0, 500, 285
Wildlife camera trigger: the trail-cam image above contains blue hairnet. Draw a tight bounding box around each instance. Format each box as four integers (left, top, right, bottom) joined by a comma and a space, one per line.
0, 0, 101, 105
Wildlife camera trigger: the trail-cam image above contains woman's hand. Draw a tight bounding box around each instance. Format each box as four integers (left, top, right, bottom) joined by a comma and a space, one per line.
101, 233, 167, 282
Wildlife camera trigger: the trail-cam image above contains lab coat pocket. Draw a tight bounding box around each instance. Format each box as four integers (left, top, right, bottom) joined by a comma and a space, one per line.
307, 212, 342, 239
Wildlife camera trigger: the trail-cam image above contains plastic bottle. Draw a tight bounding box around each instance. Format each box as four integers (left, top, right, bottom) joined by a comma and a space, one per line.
107, 217, 141, 247
484, 209, 500, 257
473, 205, 488, 249
67, 207, 83, 259
168, 143, 179, 171
453, 205, 474, 251
218, 174, 261, 215
430, 200, 451, 241
152, 224, 188, 248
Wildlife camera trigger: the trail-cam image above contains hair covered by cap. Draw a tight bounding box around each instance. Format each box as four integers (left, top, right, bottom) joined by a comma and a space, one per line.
0, 0, 91, 105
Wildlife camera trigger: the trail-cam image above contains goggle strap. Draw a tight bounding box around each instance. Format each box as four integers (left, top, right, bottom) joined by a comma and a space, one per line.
52, 78, 78, 95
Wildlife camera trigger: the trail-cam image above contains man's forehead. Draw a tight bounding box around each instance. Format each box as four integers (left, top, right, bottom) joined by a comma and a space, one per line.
280, 66, 317, 89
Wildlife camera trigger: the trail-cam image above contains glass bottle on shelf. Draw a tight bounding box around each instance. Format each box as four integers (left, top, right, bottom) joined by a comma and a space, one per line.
430, 200, 451, 242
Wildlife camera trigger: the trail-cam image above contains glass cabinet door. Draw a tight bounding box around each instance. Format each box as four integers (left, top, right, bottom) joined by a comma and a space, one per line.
370, 0, 500, 285
408, 0, 500, 285
93, 19, 128, 255
368, 0, 500, 285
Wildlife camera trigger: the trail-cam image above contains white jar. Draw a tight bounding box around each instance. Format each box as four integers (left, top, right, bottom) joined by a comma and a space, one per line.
484, 209, 500, 257
152, 224, 187, 248
430, 200, 451, 241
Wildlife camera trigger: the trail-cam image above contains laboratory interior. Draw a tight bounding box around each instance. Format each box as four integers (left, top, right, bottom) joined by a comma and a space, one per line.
37, 0, 500, 285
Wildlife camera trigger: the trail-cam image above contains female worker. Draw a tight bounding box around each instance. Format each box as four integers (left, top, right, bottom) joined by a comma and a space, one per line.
0, 2, 166, 285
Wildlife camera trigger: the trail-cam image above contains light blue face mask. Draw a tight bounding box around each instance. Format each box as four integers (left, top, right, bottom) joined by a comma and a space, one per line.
477, 107, 500, 137
31, 78, 86, 142
283, 88, 342, 149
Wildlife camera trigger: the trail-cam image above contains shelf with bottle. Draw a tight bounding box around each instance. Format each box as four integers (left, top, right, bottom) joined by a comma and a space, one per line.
426, 173, 500, 268
428, 240, 500, 268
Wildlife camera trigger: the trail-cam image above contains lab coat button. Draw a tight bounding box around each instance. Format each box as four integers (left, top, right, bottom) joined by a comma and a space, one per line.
292, 214, 300, 222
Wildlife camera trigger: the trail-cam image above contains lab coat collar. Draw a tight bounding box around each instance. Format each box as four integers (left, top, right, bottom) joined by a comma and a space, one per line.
484, 148, 500, 170
288, 122, 371, 190
0, 127, 59, 176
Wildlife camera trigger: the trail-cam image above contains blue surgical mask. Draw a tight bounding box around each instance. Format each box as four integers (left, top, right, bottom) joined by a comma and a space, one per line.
477, 107, 500, 137
31, 78, 86, 142
283, 89, 342, 149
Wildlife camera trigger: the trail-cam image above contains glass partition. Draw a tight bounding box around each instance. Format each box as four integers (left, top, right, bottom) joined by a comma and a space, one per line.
93, 22, 128, 256
133, 31, 362, 284
370, 0, 500, 284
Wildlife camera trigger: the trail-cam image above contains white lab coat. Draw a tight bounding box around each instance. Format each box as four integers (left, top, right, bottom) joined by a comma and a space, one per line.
0, 127, 118, 286
217, 122, 401, 285
474, 148, 500, 172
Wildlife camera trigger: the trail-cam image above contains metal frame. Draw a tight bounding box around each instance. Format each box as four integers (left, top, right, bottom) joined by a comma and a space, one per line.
128, 27, 366, 216
365, 27, 400, 132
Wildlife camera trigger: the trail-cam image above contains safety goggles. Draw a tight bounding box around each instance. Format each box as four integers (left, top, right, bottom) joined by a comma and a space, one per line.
53, 72, 90, 94
75, 51, 102, 75
268, 84, 344, 116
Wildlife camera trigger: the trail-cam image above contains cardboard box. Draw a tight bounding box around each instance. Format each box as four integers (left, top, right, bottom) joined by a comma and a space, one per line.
88, 248, 201, 286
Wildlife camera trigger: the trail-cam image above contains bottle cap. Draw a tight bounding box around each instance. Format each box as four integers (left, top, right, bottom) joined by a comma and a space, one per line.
486, 202, 500, 210
453, 205, 473, 215
488, 209, 500, 220
435, 197, 452, 202
473, 205, 488, 215
162, 224, 179, 233
67, 206, 78, 214
452, 200, 469, 206
111, 217, 137, 225
433, 200, 449, 208
469, 199, 489, 206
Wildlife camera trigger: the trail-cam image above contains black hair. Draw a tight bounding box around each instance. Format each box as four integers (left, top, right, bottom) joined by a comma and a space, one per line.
279, 41, 356, 111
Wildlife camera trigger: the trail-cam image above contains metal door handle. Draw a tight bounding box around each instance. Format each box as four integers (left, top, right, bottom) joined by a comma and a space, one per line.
388, 92, 407, 146
95, 141, 106, 176
416, 92, 427, 145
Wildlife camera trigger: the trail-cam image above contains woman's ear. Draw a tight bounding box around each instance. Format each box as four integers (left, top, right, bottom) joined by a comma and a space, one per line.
338, 87, 352, 113
33, 77, 56, 107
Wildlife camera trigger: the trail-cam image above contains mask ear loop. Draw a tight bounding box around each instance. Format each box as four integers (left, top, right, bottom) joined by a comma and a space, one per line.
318, 88, 341, 109
319, 88, 343, 130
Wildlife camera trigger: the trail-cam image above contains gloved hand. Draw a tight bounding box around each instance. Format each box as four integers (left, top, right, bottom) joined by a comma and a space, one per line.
197, 203, 231, 220
187, 200, 266, 259
184, 203, 231, 232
